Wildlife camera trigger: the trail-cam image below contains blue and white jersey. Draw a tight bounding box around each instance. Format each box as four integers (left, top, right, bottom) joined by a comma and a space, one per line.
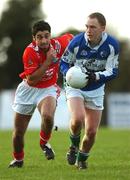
60, 32, 119, 92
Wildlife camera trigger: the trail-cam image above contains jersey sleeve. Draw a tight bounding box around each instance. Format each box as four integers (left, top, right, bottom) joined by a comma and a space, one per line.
19, 47, 39, 79
96, 43, 119, 83
53, 33, 74, 59
56, 33, 74, 54
60, 39, 76, 76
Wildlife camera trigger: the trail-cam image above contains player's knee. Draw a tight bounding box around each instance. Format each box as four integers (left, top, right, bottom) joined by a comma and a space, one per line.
43, 113, 53, 122
41, 112, 54, 121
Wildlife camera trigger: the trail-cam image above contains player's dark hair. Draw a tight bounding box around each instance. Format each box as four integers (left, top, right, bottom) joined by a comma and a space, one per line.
88, 12, 106, 26
32, 20, 51, 36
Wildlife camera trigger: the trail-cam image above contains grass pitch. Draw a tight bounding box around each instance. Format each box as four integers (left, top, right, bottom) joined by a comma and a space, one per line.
0, 128, 130, 180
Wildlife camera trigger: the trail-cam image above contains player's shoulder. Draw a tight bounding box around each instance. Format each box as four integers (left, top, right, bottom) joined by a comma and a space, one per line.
51, 33, 74, 54
25, 42, 38, 51
68, 32, 84, 48
71, 32, 84, 42
52, 33, 73, 47
23, 42, 37, 57
55, 33, 74, 43
106, 34, 120, 49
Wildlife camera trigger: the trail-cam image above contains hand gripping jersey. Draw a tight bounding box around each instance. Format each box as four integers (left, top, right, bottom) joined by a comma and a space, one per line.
19, 33, 73, 88
60, 32, 119, 91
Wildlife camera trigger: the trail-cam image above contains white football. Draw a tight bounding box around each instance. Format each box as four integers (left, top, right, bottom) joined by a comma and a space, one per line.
66, 66, 88, 88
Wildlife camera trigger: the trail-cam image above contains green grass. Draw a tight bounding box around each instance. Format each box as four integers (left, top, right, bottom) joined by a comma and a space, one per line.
0, 128, 130, 180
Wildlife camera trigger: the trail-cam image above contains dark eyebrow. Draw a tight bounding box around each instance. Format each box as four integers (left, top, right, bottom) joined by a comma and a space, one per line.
85, 24, 97, 28
37, 34, 43, 37
36, 33, 50, 38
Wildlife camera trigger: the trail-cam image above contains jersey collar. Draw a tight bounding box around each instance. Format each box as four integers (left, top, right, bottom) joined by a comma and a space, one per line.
84, 32, 108, 49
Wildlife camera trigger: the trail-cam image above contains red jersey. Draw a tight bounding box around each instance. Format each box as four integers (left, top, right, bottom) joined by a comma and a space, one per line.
19, 33, 73, 88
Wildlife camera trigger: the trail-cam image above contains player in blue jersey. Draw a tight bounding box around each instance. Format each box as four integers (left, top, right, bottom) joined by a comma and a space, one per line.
60, 12, 119, 170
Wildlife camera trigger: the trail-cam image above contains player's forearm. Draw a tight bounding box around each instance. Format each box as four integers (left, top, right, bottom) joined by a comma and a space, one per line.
60, 60, 70, 76
96, 68, 119, 83
97, 54, 119, 83
26, 62, 50, 86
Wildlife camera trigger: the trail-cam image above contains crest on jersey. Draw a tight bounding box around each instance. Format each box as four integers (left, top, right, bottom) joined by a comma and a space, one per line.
100, 51, 108, 58
80, 50, 88, 56
55, 40, 61, 53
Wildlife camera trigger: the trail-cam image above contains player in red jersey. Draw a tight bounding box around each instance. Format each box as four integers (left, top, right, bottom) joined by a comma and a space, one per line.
8, 20, 73, 168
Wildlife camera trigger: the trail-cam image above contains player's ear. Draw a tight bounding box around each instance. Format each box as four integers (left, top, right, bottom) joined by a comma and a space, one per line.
32, 35, 35, 41
101, 26, 105, 31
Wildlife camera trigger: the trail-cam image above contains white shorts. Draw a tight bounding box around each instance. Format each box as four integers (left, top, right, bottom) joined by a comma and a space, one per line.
12, 80, 59, 115
65, 86, 104, 110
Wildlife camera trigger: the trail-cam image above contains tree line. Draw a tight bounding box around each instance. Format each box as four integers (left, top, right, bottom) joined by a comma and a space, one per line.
0, 0, 130, 93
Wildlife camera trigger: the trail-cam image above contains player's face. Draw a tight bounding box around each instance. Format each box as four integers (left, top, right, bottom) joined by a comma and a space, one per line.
33, 31, 51, 50
85, 17, 105, 46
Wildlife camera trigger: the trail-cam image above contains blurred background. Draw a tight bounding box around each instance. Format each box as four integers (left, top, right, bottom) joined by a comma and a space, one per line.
0, 0, 130, 129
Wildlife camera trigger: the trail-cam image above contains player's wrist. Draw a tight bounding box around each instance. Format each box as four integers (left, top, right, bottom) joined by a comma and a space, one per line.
86, 71, 100, 85
95, 72, 100, 80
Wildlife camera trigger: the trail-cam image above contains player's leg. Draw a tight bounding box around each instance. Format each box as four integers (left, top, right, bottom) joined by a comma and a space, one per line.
76, 108, 102, 169
66, 97, 85, 165
9, 112, 32, 168
75, 94, 104, 170
38, 96, 56, 160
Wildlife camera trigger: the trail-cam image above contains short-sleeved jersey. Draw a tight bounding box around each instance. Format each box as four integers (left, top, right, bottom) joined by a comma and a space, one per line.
19, 33, 73, 88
